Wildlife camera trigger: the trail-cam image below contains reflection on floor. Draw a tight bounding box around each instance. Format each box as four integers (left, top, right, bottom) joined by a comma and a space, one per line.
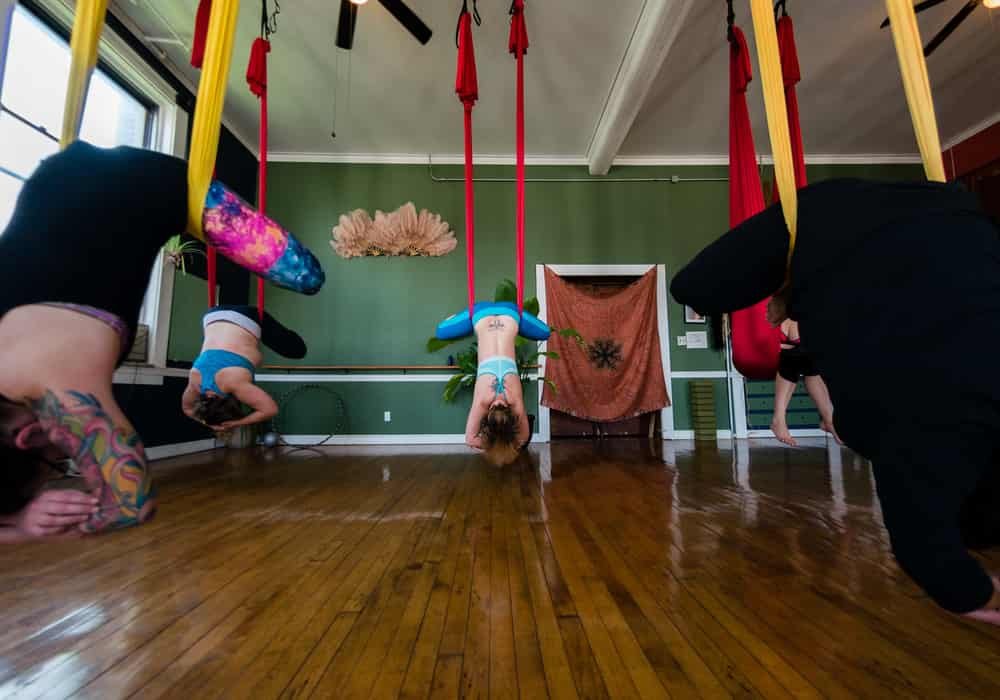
0, 438, 997, 699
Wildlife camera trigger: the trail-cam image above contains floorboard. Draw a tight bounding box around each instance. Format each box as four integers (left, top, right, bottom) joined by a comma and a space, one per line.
0, 439, 997, 699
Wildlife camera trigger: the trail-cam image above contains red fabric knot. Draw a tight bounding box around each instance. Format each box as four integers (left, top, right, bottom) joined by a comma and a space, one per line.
729, 26, 752, 95
191, 0, 212, 68
508, 0, 528, 57
776, 15, 801, 87
455, 11, 478, 106
246, 37, 270, 98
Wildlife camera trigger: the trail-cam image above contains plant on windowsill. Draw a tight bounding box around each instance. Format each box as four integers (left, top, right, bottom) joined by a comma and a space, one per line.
425, 280, 584, 404
163, 234, 205, 275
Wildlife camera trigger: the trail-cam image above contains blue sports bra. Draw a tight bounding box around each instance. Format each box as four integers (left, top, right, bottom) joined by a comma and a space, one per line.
477, 356, 518, 397
192, 349, 256, 396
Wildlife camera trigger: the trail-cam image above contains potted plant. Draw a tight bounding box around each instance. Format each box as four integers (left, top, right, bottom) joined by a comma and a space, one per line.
163, 234, 205, 275
426, 280, 584, 424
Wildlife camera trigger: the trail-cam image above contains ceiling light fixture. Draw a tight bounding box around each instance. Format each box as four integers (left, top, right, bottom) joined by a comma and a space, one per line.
983, 0, 999, 9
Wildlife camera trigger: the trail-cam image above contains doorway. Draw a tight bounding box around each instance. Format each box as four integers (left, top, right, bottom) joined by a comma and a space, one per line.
534, 264, 673, 442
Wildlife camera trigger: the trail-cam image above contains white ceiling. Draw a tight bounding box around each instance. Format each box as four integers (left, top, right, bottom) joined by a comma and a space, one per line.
114, 0, 1000, 161
621, 0, 1000, 158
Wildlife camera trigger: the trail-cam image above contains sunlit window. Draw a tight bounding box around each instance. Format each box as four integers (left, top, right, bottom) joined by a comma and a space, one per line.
0, 4, 152, 229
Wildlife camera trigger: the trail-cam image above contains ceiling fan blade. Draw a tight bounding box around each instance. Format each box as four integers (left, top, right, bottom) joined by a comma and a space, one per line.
880, 0, 952, 29
377, 0, 433, 45
924, 0, 978, 56
336, 0, 358, 50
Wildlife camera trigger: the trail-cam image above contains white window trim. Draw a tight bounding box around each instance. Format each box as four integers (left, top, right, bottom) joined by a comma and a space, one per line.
24, 0, 187, 369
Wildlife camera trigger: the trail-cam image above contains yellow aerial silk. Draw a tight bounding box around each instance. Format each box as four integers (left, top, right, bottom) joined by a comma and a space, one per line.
186, 0, 241, 240
60, 0, 108, 149
748, 0, 797, 266
885, 0, 946, 182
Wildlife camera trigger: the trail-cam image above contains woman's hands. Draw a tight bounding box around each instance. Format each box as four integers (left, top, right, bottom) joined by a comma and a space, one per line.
9, 490, 98, 539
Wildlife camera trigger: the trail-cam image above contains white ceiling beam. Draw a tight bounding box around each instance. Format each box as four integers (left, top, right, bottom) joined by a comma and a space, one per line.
586, 0, 698, 176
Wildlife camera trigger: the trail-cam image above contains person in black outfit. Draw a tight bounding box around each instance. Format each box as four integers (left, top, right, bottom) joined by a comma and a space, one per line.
0, 142, 322, 541
672, 178, 1000, 625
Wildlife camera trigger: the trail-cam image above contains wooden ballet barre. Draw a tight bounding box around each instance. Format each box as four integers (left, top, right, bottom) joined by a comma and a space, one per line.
263, 365, 459, 371
261, 364, 542, 371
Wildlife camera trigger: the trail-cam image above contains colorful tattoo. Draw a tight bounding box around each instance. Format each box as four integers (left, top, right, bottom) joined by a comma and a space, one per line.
203, 181, 325, 295
32, 391, 155, 533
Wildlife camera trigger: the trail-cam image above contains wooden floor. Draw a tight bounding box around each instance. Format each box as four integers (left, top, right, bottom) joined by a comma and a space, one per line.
1, 439, 999, 699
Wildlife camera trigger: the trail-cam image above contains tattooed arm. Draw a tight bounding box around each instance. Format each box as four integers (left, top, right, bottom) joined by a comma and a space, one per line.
31, 390, 156, 533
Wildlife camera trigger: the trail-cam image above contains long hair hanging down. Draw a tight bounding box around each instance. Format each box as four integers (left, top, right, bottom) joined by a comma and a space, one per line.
479, 404, 520, 466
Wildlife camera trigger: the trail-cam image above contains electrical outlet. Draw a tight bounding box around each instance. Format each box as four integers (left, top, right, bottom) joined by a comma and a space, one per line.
384, 411, 391, 423
677, 336, 688, 347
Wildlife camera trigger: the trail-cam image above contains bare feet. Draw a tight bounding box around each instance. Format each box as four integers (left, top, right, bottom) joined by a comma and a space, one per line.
962, 578, 1000, 626
771, 419, 798, 447
820, 418, 844, 445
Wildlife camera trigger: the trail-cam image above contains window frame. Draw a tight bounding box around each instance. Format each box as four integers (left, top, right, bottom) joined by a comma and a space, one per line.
1, 0, 187, 371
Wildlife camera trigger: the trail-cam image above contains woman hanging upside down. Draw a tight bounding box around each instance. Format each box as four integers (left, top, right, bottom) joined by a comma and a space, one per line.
0, 142, 324, 541
769, 317, 840, 446
183, 306, 306, 432
672, 178, 1000, 626
465, 308, 531, 466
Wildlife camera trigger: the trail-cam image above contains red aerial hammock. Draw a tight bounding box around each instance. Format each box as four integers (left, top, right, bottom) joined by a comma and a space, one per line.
203, 1, 273, 318
773, 5, 807, 198
437, 0, 547, 342
455, 0, 480, 318
245, 0, 273, 322
727, 5, 782, 380
509, 0, 528, 313
190, 0, 212, 69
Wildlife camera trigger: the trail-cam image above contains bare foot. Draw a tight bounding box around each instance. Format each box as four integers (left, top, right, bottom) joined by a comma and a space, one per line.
820, 419, 844, 445
771, 419, 798, 447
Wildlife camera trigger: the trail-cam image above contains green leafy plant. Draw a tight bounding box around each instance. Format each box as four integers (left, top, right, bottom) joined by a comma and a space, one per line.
428, 280, 585, 403
164, 235, 205, 275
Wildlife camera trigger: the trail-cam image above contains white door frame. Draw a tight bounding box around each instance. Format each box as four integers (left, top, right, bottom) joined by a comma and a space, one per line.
534, 264, 673, 443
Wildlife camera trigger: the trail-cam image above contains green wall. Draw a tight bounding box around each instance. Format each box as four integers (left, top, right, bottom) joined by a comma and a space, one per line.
167, 161, 922, 436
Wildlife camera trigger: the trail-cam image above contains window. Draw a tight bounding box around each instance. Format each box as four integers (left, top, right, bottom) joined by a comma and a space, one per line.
0, 4, 154, 228
0, 2, 185, 369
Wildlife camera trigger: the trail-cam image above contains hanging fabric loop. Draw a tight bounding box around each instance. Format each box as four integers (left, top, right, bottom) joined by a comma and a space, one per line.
246, 37, 270, 98
455, 0, 481, 47
509, 0, 528, 313
456, 0, 479, 317
728, 24, 781, 380
248, 0, 273, 321
773, 12, 807, 195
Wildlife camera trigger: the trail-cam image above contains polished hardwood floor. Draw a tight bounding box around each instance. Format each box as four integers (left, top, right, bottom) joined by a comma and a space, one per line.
1, 438, 998, 699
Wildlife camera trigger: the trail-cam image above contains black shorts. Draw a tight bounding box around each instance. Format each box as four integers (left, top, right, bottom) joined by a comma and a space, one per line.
778, 345, 818, 383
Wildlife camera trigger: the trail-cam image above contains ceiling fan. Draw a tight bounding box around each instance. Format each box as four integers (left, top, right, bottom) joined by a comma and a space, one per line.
880, 0, 998, 57
335, 0, 433, 50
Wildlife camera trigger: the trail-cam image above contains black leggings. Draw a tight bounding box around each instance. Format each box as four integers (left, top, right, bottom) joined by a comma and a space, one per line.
208, 305, 307, 360
961, 464, 1000, 551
